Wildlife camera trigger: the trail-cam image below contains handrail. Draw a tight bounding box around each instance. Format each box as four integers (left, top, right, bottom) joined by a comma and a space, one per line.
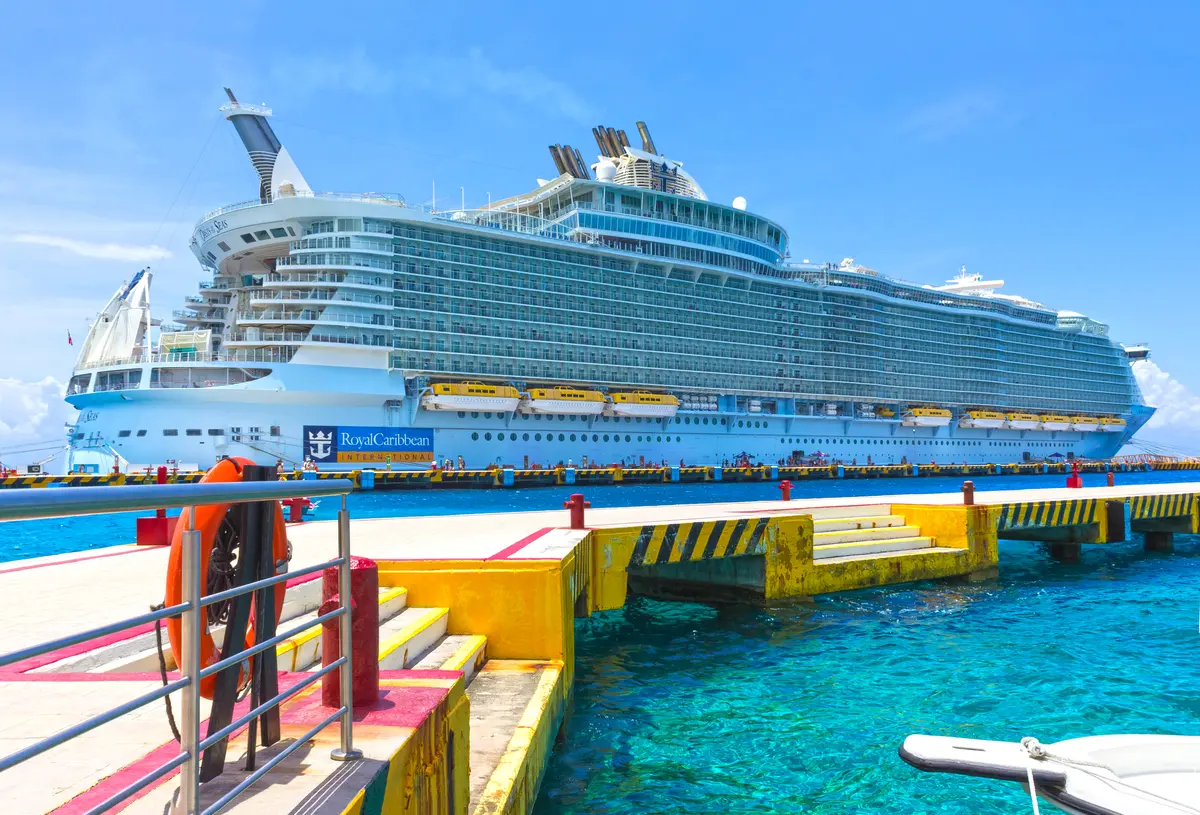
0, 477, 361, 813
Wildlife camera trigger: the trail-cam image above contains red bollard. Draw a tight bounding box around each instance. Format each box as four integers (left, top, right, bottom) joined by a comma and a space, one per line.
962, 480, 975, 506
1067, 460, 1083, 489
779, 480, 793, 501
320, 556, 379, 707
136, 467, 178, 545
1107, 472, 1115, 487
563, 493, 591, 529
285, 496, 311, 523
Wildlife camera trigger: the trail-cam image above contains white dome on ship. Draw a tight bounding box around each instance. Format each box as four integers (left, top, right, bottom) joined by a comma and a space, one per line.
594, 159, 617, 182
732, 196, 747, 210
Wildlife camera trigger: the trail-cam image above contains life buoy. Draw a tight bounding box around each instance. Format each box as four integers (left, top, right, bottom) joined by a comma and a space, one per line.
165, 456, 289, 699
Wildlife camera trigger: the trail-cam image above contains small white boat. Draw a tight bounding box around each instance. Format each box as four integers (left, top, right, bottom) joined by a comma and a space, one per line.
1040, 414, 1071, 432
421, 381, 520, 412
1100, 417, 1127, 433
519, 387, 606, 416
604, 391, 679, 419
1071, 416, 1101, 433
902, 407, 952, 428
1006, 412, 1041, 431
901, 733, 1200, 815
958, 410, 1006, 430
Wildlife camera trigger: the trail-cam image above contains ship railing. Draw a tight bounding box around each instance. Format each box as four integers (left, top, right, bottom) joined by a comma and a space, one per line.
0, 479, 360, 815
75, 350, 298, 370
196, 191, 407, 228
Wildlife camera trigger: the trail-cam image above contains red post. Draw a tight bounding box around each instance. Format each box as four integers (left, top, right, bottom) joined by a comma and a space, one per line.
563, 493, 591, 529
155, 466, 167, 519
779, 480, 793, 501
1067, 460, 1083, 489
962, 480, 975, 506
1107, 471, 1115, 487
321, 556, 379, 707
285, 497, 310, 523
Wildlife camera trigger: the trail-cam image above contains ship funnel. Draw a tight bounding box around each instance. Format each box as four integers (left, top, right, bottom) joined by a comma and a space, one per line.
636, 121, 657, 154
220, 87, 311, 203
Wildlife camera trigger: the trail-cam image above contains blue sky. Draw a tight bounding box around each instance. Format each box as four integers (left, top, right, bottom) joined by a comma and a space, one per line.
1, 0, 1198, 459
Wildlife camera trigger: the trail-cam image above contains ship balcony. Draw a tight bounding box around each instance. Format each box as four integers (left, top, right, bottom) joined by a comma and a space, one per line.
226, 329, 389, 348
246, 288, 390, 310
183, 295, 204, 304
261, 272, 392, 293
237, 309, 390, 330
198, 281, 231, 290
173, 309, 226, 323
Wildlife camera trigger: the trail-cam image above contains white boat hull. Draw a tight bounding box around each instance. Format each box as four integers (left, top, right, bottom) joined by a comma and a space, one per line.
958, 418, 1005, 429
1071, 422, 1100, 433
603, 403, 679, 418
902, 416, 951, 428
519, 398, 605, 416
1005, 420, 1040, 430
1041, 421, 1070, 432
421, 394, 520, 412
901, 733, 1200, 815
1100, 424, 1126, 433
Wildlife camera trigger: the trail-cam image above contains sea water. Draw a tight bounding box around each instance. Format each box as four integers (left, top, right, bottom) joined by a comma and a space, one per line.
2, 469, 1199, 564
534, 534, 1200, 814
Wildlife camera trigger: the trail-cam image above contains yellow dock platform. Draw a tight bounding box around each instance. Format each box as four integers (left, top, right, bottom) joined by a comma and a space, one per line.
1, 480, 1197, 813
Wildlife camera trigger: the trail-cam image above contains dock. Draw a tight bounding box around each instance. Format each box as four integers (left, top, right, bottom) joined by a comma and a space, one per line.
1, 480, 1197, 813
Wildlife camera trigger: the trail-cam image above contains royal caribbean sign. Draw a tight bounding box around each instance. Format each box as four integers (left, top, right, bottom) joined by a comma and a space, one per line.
303, 425, 434, 464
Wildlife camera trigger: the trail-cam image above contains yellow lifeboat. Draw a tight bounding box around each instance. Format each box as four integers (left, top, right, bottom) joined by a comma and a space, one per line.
1005, 412, 1041, 430
1100, 416, 1127, 433
958, 410, 1006, 430
420, 381, 520, 412
604, 391, 680, 419
1040, 414, 1071, 432
519, 387, 606, 416
1070, 415, 1101, 432
875, 407, 896, 419
901, 407, 952, 428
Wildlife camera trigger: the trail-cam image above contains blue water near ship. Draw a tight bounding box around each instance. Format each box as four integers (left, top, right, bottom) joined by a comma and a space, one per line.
534, 533, 1200, 814
2, 469, 1199, 563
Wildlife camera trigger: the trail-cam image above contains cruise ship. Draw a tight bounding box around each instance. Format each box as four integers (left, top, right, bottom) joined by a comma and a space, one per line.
64, 90, 1153, 472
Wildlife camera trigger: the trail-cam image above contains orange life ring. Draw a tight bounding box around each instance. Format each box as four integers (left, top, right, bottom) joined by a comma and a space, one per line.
165, 456, 289, 699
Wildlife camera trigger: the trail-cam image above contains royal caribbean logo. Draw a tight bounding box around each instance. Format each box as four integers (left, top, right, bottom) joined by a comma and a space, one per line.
303, 425, 434, 464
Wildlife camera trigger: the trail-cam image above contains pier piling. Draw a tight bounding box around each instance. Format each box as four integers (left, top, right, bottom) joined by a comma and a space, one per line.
1144, 530, 1174, 552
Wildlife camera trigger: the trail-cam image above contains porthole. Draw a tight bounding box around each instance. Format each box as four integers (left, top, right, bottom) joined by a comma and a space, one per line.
625, 435, 631, 442
657, 435, 662, 442
604, 434, 610, 442
511, 433, 518, 441
471, 432, 479, 441
471, 411, 479, 418
484, 412, 493, 419
558, 433, 565, 441
570, 434, 576, 442
738, 420, 744, 427
535, 433, 542, 441
637, 436, 643, 442
484, 432, 492, 441
523, 433, 530, 441
676, 436, 681, 442
457, 411, 466, 418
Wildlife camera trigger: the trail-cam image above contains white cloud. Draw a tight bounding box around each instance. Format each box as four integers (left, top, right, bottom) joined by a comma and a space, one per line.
1133, 360, 1200, 431
902, 91, 1009, 141
9, 233, 172, 262
0, 376, 75, 472
272, 47, 596, 124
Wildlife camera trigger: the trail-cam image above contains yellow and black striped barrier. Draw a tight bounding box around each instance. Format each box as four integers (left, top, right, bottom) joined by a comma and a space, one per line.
997, 498, 1100, 532
439, 470, 499, 488
627, 517, 770, 568
1129, 493, 1196, 520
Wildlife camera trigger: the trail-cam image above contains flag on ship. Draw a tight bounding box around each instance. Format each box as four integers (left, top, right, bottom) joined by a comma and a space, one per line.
67, 330, 73, 346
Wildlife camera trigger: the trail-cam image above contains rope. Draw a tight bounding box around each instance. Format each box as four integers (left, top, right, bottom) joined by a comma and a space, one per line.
150, 603, 182, 744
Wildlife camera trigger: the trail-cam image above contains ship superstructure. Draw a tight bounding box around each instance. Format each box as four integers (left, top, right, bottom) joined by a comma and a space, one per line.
64, 93, 1152, 472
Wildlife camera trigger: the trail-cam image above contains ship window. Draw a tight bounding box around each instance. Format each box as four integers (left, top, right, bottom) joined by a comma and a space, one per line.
558, 433, 565, 441
676, 436, 681, 442
217, 241, 231, 252
254, 230, 270, 240
625, 435, 631, 442
569, 434, 576, 442
118, 430, 131, 438
535, 434, 542, 441
73, 432, 84, 440
271, 228, 287, 238
206, 251, 217, 263
270, 426, 280, 437
186, 429, 202, 436
471, 432, 479, 441
484, 432, 492, 441
471, 412, 479, 418
207, 429, 223, 436
523, 433, 529, 441
457, 411, 465, 418
240, 233, 256, 244
657, 436, 663, 442
136, 430, 146, 437
603, 435, 610, 442
484, 412, 493, 419
163, 429, 178, 436
286, 226, 295, 236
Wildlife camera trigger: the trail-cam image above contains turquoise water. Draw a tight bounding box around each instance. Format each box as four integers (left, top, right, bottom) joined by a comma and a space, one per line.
534, 535, 1200, 814
1, 469, 1198, 564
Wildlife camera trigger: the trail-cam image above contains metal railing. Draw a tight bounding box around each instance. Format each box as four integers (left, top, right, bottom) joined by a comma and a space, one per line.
0, 478, 360, 814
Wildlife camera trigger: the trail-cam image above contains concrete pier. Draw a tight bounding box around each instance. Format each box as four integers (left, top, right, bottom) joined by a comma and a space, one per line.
0, 480, 1197, 813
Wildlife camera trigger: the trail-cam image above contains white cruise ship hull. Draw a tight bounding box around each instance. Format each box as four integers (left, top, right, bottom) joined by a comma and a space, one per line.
604, 403, 680, 419
420, 394, 520, 413
518, 399, 605, 416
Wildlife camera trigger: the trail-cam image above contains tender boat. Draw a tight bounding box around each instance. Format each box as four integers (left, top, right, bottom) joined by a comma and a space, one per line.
1100, 417, 1127, 433
1040, 414, 1072, 432
421, 381, 521, 412
901, 407, 952, 427
519, 387, 606, 415
604, 391, 680, 418
875, 407, 896, 419
958, 410, 1006, 429
1005, 412, 1041, 431
900, 732, 1200, 815
1071, 416, 1101, 432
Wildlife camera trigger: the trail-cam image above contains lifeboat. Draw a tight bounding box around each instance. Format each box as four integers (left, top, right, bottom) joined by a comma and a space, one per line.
875, 407, 895, 419
1039, 414, 1071, 432
604, 391, 680, 419
1100, 416, 1127, 433
901, 407, 952, 428
1071, 415, 1101, 432
421, 381, 521, 412
958, 410, 1006, 429
519, 387, 606, 416
1004, 412, 1041, 430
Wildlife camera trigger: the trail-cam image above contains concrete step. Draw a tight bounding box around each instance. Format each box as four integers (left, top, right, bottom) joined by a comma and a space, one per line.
812, 514, 906, 534
412, 634, 488, 683
284, 587, 409, 672
813, 536, 936, 560
466, 659, 563, 814
802, 504, 892, 522
377, 606, 450, 670
817, 544, 962, 566
814, 525, 922, 545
